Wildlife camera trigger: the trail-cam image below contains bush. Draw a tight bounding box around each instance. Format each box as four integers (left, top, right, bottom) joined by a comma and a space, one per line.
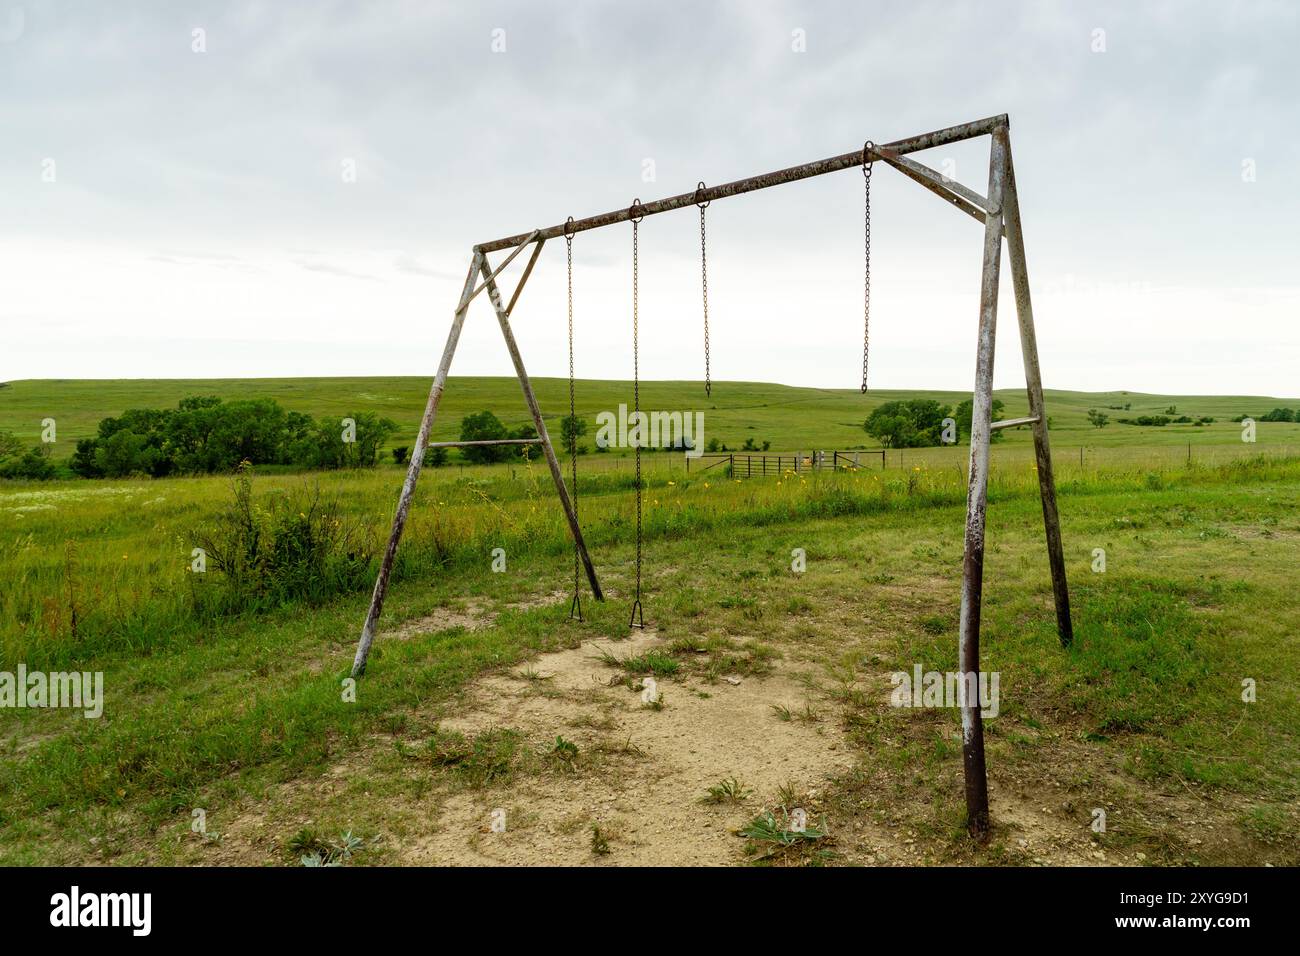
191, 464, 374, 612
0, 444, 57, 480
1118, 415, 1171, 427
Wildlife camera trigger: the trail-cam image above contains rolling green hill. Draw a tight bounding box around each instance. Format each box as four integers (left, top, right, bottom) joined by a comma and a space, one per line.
2, 377, 1298, 460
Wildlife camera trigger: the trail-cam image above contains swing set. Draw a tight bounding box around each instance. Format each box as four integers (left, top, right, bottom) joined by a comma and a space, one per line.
350, 114, 1072, 838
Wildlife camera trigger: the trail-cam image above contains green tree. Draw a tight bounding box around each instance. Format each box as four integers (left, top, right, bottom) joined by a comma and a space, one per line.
1087, 409, 1109, 429
290, 412, 396, 469
345, 411, 399, 467
954, 398, 1007, 443
94, 429, 158, 477
70, 438, 104, 478
864, 399, 952, 448
559, 414, 588, 455
459, 411, 509, 463
0, 430, 24, 466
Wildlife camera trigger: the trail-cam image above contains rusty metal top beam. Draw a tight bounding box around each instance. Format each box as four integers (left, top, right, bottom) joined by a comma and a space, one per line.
474, 114, 1008, 253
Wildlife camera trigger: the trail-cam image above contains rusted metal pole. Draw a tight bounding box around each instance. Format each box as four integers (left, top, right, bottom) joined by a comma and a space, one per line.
352, 252, 482, 677
505, 238, 545, 317
478, 255, 604, 601
465, 230, 540, 306
1001, 140, 1073, 648
871, 146, 991, 227
475, 115, 1007, 253
957, 123, 1009, 840
989, 415, 1041, 431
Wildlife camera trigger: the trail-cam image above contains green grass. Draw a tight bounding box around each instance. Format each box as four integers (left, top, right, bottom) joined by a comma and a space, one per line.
3, 376, 1299, 464
1, 377, 1298, 865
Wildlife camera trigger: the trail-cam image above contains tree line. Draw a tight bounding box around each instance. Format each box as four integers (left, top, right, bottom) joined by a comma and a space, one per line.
61, 396, 400, 478
0, 400, 582, 481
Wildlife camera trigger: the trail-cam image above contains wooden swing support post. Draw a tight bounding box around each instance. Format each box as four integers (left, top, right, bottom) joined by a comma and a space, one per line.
350, 114, 1072, 841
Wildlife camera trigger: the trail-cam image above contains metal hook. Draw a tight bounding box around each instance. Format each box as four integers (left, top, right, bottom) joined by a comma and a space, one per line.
694, 181, 711, 209
629, 198, 645, 224
563, 215, 576, 239
862, 140, 875, 177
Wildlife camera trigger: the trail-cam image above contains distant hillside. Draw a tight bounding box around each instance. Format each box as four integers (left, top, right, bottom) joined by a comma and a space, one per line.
2, 377, 1298, 459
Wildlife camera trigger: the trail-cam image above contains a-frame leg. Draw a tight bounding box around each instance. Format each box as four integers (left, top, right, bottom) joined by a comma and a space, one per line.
478, 254, 604, 603
1001, 141, 1073, 647
351, 253, 481, 677
957, 124, 1010, 840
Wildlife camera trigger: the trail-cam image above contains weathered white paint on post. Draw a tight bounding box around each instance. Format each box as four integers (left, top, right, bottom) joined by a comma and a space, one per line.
956, 124, 1009, 839
351, 253, 481, 677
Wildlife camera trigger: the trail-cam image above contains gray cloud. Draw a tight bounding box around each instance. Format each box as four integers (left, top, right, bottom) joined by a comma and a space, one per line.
2, 0, 1297, 394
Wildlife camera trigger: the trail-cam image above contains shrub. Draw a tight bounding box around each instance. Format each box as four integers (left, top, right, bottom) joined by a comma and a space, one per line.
191, 464, 374, 612
0, 444, 57, 480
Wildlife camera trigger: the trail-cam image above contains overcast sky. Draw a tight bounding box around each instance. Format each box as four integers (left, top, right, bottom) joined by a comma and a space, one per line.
3, 0, 1297, 396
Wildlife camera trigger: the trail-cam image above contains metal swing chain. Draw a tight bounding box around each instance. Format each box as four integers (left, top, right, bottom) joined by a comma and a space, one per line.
862, 141, 874, 393
696, 181, 711, 398
565, 217, 582, 621
629, 200, 645, 628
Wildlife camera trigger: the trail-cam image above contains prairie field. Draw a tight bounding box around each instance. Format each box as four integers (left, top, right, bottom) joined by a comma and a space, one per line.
1, 377, 1298, 866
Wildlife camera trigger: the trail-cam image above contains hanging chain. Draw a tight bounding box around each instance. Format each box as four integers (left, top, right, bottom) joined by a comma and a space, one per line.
629, 199, 645, 628
565, 217, 582, 621
696, 181, 711, 398
862, 141, 874, 393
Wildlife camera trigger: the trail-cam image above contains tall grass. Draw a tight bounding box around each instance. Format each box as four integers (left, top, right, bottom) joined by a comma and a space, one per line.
3, 452, 1298, 671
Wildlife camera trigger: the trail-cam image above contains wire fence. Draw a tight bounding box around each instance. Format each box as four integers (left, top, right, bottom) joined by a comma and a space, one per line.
440, 441, 1299, 483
